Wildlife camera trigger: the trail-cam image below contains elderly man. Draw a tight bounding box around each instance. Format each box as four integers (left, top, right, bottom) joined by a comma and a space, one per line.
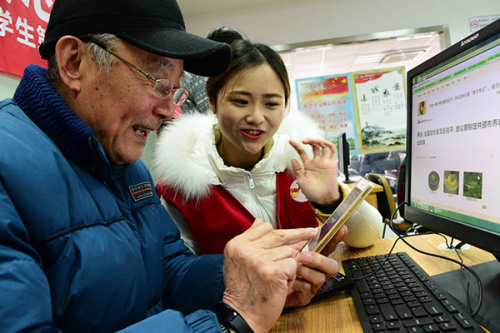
0, 0, 344, 332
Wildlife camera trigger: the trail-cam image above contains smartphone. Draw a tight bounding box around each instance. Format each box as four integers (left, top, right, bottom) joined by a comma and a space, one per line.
302, 178, 374, 253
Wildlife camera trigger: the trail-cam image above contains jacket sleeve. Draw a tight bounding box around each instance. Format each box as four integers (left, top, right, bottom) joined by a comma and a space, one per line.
0, 181, 60, 332
0, 180, 225, 332
117, 203, 225, 332
117, 309, 223, 333
118, 203, 226, 332
116, 204, 225, 332
161, 196, 200, 254
157, 202, 226, 313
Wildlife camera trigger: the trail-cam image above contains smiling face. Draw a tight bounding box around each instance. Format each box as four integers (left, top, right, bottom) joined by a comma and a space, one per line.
78, 41, 182, 164
212, 64, 285, 169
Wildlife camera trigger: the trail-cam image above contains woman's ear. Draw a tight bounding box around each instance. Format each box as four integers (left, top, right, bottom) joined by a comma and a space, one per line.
54, 36, 86, 92
209, 100, 216, 114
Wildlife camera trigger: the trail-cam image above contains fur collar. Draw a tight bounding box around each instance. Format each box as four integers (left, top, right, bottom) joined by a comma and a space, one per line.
154, 111, 324, 199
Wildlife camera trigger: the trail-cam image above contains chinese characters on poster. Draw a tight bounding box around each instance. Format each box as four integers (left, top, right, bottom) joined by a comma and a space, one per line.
296, 74, 360, 154
0, 1, 53, 76
353, 67, 407, 153
295, 66, 406, 154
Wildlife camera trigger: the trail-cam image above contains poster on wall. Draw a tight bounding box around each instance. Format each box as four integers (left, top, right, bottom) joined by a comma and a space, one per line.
295, 74, 359, 154
351, 66, 407, 154
469, 15, 500, 33
0, 1, 53, 77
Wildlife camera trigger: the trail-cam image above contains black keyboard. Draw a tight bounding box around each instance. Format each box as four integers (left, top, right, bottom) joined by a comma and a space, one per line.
343, 252, 484, 332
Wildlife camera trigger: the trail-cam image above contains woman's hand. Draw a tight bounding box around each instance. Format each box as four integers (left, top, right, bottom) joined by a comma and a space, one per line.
289, 138, 340, 206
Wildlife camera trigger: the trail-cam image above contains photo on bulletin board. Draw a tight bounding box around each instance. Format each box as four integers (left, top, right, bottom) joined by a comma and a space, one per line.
351, 66, 407, 154
295, 74, 359, 154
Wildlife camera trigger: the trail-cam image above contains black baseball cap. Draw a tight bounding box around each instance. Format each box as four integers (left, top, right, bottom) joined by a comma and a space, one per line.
39, 0, 231, 76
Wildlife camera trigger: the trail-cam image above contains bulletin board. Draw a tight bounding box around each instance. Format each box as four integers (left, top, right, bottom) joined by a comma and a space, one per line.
352, 66, 407, 154
295, 66, 407, 155
295, 73, 359, 154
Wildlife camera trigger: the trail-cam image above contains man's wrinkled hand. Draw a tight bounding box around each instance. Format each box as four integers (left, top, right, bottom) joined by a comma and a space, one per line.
221, 219, 318, 333
285, 225, 348, 307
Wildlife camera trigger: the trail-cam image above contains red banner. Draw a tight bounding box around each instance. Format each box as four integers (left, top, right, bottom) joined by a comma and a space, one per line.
0, 0, 54, 77
354, 72, 390, 84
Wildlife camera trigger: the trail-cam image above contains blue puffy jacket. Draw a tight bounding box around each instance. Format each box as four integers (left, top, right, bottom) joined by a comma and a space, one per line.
0, 65, 225, 332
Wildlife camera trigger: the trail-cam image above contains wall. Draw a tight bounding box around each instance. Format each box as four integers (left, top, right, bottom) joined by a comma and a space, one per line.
1, 1, 499, 97
181, 0, 499, 47
0, 0, 498, 176
0, 71, 20, 100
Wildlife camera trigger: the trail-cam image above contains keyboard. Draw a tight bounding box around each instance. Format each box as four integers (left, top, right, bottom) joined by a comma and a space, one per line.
342, 252, 483, 332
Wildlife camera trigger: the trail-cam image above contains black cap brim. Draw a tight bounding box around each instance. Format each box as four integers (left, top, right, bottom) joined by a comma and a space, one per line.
117, 29, 231, 77
38, 0, 231, 77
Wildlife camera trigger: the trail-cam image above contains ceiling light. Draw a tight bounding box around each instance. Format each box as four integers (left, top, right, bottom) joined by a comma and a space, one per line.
355, 54, 385, 64
413, 33, 436, 39
380, 50, 426, 63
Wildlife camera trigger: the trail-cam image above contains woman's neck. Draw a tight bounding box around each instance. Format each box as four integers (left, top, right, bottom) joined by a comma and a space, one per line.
217, 139, 263, 171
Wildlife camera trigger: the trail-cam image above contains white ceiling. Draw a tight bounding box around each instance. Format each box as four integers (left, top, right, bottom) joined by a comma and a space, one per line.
280, 31, 445, 81
177, 0, 445, 77
177, 0, 285, 17
278, 31, 445, 107
176, 1, 446, 106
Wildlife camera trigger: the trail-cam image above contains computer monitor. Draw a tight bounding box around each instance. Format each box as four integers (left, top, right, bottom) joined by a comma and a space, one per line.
337, 132, 354, 183
405, 19, 500, 330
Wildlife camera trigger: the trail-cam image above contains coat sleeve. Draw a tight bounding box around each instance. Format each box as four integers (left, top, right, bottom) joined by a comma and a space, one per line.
162, 196, 200, 254
157, 202, 226, 313
117, 309, 223, 333
116, 202, 226, 331
0, 180, 225, 332
0, 180, 59, 332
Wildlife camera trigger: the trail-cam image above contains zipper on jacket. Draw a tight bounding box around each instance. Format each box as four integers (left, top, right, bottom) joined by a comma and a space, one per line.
102, 180, 119, 200
246, 172, 266, 221
247, 174, 255, 189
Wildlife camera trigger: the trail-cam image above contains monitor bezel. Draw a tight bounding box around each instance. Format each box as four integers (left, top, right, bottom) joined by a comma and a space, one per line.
404, 20, 500, 258
337, 132, 351, 181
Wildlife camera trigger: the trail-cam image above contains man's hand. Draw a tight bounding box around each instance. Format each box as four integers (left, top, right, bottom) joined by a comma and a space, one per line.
285, 225, 348, 307
221, 219, 318, 333
289, 139, 340, 206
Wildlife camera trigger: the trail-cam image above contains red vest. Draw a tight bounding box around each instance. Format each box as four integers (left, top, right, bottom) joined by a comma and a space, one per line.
156, 171, 318, 254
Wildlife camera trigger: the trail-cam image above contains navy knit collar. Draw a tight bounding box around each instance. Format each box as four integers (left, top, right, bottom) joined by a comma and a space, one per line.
13, 65, 98, 172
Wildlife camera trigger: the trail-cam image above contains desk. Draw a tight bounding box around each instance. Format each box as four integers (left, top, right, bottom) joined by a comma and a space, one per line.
344, 179, 383, 210
271, 234, 495, 333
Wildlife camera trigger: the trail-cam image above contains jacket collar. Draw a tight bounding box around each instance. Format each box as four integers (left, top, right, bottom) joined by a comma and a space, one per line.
13, 65, 111, 175
155, 112, 323, 200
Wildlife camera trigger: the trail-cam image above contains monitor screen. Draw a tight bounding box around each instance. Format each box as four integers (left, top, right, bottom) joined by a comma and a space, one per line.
405, 20, 500, 259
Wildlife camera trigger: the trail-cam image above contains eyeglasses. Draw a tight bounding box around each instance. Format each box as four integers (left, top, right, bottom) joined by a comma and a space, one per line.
87, 39, 189, 105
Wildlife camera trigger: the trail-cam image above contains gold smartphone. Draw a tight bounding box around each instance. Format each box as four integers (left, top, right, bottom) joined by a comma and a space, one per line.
303, 178, 374, 253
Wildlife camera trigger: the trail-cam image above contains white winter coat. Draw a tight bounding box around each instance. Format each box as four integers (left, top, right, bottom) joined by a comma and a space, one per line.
154, 111, 382, 252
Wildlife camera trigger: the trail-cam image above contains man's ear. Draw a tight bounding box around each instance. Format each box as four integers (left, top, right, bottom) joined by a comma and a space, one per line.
54, 36, 86, 92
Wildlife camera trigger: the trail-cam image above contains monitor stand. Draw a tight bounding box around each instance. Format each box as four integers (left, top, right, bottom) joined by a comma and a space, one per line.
432, 260, 500, 332
341, 171, 356, 184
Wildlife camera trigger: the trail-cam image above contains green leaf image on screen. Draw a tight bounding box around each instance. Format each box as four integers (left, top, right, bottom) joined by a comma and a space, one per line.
463, 172, 483, 199
428, 171, 440, 191
443, 171, 459, 195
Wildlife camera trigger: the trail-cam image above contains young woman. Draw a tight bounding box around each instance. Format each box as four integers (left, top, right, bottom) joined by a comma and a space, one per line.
155, 39, 381, 254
